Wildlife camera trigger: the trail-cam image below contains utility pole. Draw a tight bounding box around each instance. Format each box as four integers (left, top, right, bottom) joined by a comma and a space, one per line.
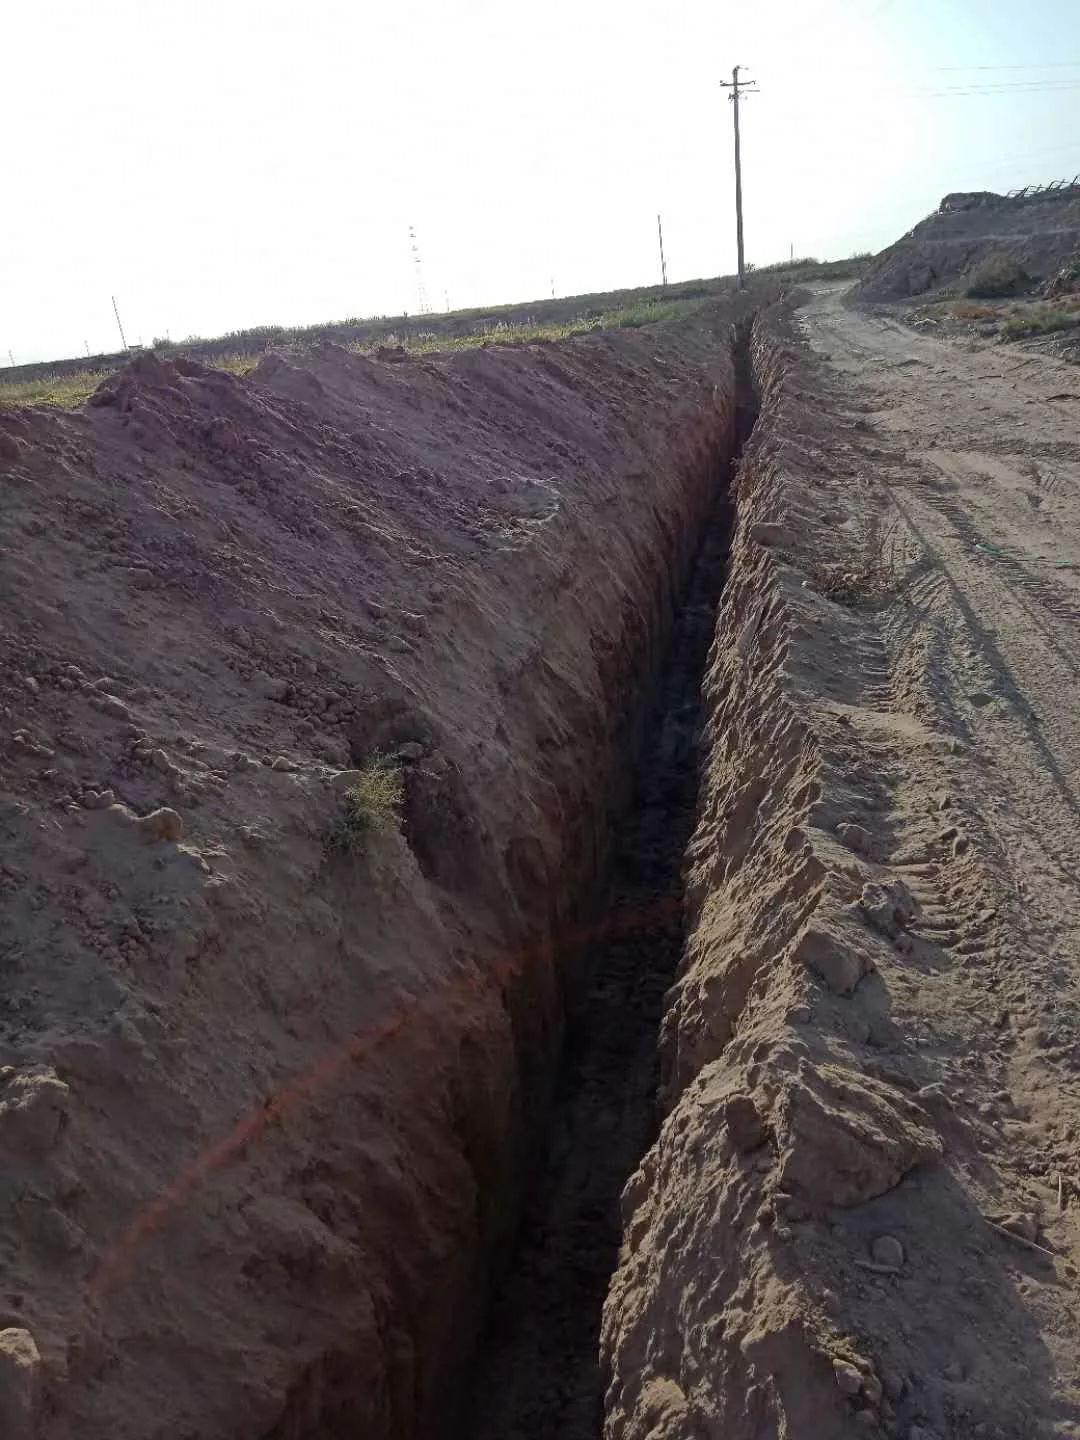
111, 295, 128, 351
720, 65, 757, 289
657, 213, 668, 288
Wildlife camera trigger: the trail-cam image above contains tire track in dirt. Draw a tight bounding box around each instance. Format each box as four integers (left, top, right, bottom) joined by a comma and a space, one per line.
802, 287, 1080, 1429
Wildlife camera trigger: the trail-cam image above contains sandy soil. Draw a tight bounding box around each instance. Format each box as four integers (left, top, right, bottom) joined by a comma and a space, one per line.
603, 291, 1080, 1440
802, 286, 1080, 1434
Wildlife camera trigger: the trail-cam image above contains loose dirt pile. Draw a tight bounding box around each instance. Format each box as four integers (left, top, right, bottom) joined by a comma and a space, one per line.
853, 189, 1080, 303
0, 303, 757, 1440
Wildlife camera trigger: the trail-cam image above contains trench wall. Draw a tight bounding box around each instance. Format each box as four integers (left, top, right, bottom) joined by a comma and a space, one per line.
599, 299, 895, 1439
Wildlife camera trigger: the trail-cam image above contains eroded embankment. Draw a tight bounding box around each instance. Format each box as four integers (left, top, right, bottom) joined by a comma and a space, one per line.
0, 298, 762, 1440
851, 191, 1080, 302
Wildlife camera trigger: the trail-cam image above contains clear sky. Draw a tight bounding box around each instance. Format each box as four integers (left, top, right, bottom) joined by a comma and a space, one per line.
4, 0, 1080, 363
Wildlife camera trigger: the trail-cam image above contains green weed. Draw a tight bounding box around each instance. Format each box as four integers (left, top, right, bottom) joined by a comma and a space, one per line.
0, 371, 112, 409
0, 352, 262, 410
607, 299, 688, 329
1004, 306, 1080, 339
325, 757, 404, 855
942, 301, 999, 321
965, 253, 1029, 299
0, 298, 705, 412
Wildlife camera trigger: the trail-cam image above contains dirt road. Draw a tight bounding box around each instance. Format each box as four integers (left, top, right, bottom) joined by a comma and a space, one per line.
802, 286, 1080, 970
801, 285, 1080, 1429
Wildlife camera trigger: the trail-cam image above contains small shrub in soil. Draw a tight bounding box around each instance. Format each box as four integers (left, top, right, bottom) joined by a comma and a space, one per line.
1043, 253, 1080, 298
809, 525, 903, 607
965, 253, 1029, 299
948, 302, 999, 322
326, 756, 403, 854
610, 300, 687, 329
1004, 305, 1080, 340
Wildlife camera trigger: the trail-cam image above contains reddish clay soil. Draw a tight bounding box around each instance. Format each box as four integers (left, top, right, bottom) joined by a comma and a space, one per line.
0, 301, 753, 1439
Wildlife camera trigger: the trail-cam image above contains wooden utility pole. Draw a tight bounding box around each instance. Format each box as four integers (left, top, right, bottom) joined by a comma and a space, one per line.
720, 66, 757, 288
111, 295, 128, 351
657, 213, 668, 288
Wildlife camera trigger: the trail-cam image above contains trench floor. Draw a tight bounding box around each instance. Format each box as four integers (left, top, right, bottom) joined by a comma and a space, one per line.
456, 446, 740, 1440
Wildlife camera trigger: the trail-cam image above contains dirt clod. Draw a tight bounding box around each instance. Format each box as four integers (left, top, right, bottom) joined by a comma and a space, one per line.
837, 821, 876, 857
794, 924, 874, 994
131, 805, 184, 843
834, 1360, 865, 1395
871, 1234, 905, 1270
724, 1093, 768, 1152
995, 1211, 1039, 1242
859, 879, 919, 939
0, 1328, 41, 1440
750, 520, 794, 548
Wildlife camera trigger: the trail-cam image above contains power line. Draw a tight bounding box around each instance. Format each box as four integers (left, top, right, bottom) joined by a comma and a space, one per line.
918, 80, 1080, 92
904, 77, 1080, 92
932, 60, 1080, 72
850, 78, 1080, 100
111, 296, 128, 351
913, 84, 1080, 98
960, 141, 1080, 174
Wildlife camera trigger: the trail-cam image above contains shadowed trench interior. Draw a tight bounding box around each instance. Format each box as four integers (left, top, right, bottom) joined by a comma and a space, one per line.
450, 334, 760, 1440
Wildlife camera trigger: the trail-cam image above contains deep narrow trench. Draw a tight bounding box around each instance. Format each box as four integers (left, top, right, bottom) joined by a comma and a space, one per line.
453, 334, 759, 1440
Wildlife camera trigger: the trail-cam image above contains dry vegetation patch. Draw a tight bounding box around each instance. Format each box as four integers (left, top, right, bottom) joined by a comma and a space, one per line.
325, 757, 404, 856
808, 523, 904, 606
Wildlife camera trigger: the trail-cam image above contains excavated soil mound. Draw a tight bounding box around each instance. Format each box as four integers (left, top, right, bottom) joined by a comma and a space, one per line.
0, 301, 760, 1439
853, 191, 1080, 302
